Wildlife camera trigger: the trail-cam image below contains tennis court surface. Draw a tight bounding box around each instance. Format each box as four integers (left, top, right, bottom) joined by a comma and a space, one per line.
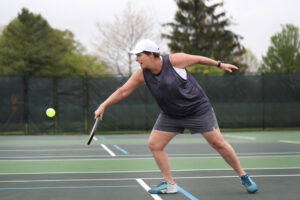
1, 130, 300, 200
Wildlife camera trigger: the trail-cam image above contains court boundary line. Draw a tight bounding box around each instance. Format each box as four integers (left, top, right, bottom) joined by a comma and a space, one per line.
0, 141, 292, 146
113, 145, 129, 155
136, 179, 162, 200
0, 148, 104, 152
100, 144, 116, 157
177, 185, 199, 200
280, 140, 300, 144
223, 135, 256, 140
1, 151, 299, 160
0, 154, 299, 162
1, 174, 300, 183
0, 185, 138, 191
99, 136, 105, 140
0, 167, 299, 175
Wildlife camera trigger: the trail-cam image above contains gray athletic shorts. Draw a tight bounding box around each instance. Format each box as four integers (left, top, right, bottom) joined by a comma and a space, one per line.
153, 108, 219, 134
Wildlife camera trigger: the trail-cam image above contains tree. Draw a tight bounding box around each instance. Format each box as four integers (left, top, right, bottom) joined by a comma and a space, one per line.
0, 8, 108, 76
259, 24, 300, 73
60, 53, 109, 77
163, 0, 246, 74
53, 29, 109, 76
93, 2, 156, 76
235, 49, 260, 75
0, 8, 64, 75
0, 25, 3, 35
187, 64, 225, 75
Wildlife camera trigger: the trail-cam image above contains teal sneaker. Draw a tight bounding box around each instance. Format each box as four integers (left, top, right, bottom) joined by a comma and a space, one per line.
148, 181, 178, 194
241, 174, 258, 193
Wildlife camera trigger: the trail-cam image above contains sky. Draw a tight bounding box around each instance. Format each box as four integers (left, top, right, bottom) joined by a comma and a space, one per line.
1, 0, 300, 61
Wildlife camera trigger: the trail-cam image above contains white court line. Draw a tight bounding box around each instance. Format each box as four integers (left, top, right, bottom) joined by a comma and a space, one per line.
93, 136, 98, 141
136, 179, 162, 200
1, 151, 299, 159
224, 135, 256, 140
0, 155, 113, 159
0, 167, 299, 175
280, 140, 300, 144
0, 149, 102, 152
1, 154, 300, 162
1, 174, 300, 183
101, 144, 116, 157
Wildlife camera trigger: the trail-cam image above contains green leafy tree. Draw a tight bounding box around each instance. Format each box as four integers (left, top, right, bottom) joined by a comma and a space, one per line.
0, 8, 64, 75
0, 8, 108, 76
259, 24, 300, 73
187, 64, 224, 75
0, 25, 3, 35
163, 0, 245, 75
60, 53, 109, 77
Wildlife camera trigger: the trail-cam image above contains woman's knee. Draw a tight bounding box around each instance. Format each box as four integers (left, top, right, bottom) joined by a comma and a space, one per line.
203, 129, 226, 150
148, 139, 163, 151
148, 130, 177, 152
209, 138, 226, 150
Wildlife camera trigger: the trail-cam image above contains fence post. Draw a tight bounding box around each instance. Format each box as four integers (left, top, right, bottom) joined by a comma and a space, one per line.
23, 76, 28, 135
261, 74, 265, 130
145, 85, 149, 133
83, 75, 89, 134
53, 77, 58, 134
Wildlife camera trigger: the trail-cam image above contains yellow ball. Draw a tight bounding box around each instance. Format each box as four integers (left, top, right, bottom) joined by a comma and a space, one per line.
46, 108, 56, 118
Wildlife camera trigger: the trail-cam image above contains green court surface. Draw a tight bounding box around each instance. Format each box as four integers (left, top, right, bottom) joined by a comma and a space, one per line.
1, 156, 300, 174
0, 131, 300, 200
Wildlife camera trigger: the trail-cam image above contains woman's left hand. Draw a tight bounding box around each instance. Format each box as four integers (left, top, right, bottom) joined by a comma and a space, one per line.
220, 63, 239, 73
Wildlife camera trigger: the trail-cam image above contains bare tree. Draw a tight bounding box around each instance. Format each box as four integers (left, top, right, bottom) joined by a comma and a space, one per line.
93, 2, 156, 76
236, 49, 260, 75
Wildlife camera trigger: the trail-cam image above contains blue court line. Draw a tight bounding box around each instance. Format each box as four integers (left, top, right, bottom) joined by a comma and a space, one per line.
177, 185, 199, 200
0, 185, 137, 191
113, 145, 129, 154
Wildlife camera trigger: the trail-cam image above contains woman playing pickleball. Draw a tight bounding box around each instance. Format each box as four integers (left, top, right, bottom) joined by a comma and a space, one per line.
94, 39, 258, 194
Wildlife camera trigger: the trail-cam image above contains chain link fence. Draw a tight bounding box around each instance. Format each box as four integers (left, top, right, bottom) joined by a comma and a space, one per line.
1, 74, 299, 134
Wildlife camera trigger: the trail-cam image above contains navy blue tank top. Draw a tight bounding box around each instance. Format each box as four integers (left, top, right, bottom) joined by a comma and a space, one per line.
143, 55, 212, 118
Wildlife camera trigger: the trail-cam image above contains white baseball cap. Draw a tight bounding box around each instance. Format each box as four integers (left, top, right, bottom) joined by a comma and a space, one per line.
129, 39, 160, 54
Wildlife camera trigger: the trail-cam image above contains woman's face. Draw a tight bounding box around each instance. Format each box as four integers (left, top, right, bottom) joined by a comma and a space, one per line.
135, 52, 152, 69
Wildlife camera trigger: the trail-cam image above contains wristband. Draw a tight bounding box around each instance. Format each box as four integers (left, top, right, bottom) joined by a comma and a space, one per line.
217, 61, 221, 68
